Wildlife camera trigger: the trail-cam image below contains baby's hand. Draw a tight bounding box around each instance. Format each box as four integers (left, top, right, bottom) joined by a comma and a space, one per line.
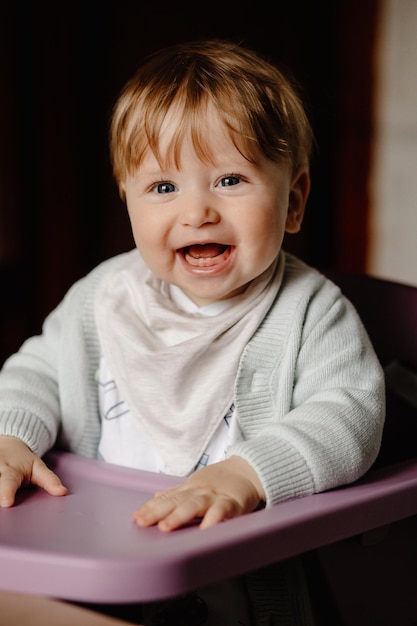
133, 456, 265, 531
0, 436, 68, 507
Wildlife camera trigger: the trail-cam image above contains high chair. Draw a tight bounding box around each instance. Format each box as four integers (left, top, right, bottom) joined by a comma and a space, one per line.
309, 270, 417, 625
0, 270, 416, 625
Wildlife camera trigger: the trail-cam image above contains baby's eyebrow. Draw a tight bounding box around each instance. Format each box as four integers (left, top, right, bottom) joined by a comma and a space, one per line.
133, 168, 169, 180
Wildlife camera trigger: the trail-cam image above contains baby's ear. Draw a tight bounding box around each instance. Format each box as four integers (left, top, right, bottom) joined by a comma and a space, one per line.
119, 181, 127, 203
285, 167, 310, 234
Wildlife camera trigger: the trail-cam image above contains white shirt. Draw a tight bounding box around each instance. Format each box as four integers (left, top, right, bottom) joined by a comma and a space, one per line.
97, 285, 245, 474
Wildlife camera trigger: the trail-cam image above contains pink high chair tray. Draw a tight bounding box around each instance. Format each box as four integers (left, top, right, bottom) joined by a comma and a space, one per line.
1, 451, 417, 604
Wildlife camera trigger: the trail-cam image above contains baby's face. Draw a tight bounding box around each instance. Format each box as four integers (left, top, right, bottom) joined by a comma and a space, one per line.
123, 111, 308, 306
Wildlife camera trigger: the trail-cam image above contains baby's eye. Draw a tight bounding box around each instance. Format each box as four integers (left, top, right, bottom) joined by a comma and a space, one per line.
152, 181, 177, 194
218, 175, 240, 187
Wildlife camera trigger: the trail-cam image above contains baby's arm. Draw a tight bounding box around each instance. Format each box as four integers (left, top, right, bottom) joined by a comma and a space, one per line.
0, 436, 67, 508
133, 456, 265, 531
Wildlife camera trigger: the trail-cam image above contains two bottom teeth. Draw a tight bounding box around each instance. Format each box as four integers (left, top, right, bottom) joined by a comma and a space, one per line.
184, 244, 229, 267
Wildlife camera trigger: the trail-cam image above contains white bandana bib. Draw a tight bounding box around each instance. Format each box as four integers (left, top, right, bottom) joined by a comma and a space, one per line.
95, 249, 283, 475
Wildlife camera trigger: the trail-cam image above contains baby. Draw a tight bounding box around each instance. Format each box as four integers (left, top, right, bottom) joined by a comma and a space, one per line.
0, 39, 385, 624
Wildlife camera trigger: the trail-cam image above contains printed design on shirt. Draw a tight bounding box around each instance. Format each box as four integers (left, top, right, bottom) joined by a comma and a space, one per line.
192, 403, 238, 472
98, 354, 243, 473
224, 403, 235, 427
194, 453, 209, 472
98, 370, 130, 420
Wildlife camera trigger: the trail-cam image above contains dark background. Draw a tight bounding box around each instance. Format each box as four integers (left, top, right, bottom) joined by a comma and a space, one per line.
0, 0, 378, 364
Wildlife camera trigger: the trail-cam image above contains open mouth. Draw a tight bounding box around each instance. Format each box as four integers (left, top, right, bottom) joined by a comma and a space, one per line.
181, 243, 232, 267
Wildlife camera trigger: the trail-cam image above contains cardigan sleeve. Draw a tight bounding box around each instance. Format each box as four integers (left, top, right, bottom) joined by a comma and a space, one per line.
231, 260, 386, 506
0, 258, 109, 458
0, 297, 67, 455
0, 253, 131, 458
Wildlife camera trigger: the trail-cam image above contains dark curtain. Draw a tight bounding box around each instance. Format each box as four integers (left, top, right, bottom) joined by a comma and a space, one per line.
0, 0, 379, 364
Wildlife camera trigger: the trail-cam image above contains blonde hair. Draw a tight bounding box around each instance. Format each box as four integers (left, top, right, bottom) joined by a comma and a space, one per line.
110, 40, 314, 194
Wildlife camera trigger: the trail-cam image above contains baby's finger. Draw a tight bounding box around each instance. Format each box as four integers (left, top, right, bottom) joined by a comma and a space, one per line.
199, 496, 241, 529
31, 459, 68, 497
133, 492, 180, 527
134, 490, 207, 530
0, 466, 22, 508
154, 492, 212, 532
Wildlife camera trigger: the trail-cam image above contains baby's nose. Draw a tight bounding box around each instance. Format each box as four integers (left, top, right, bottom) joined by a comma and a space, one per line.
179, 194, 221, 227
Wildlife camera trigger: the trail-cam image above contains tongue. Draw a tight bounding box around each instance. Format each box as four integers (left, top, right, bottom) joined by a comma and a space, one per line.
187, 243, 226, 259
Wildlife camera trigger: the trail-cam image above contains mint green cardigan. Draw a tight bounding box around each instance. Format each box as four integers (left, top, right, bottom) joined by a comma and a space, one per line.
0, 250, 385, 506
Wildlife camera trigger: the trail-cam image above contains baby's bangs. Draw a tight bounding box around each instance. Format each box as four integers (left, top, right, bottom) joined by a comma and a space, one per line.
148, 105, 215, 169
142, 95, 259, 170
